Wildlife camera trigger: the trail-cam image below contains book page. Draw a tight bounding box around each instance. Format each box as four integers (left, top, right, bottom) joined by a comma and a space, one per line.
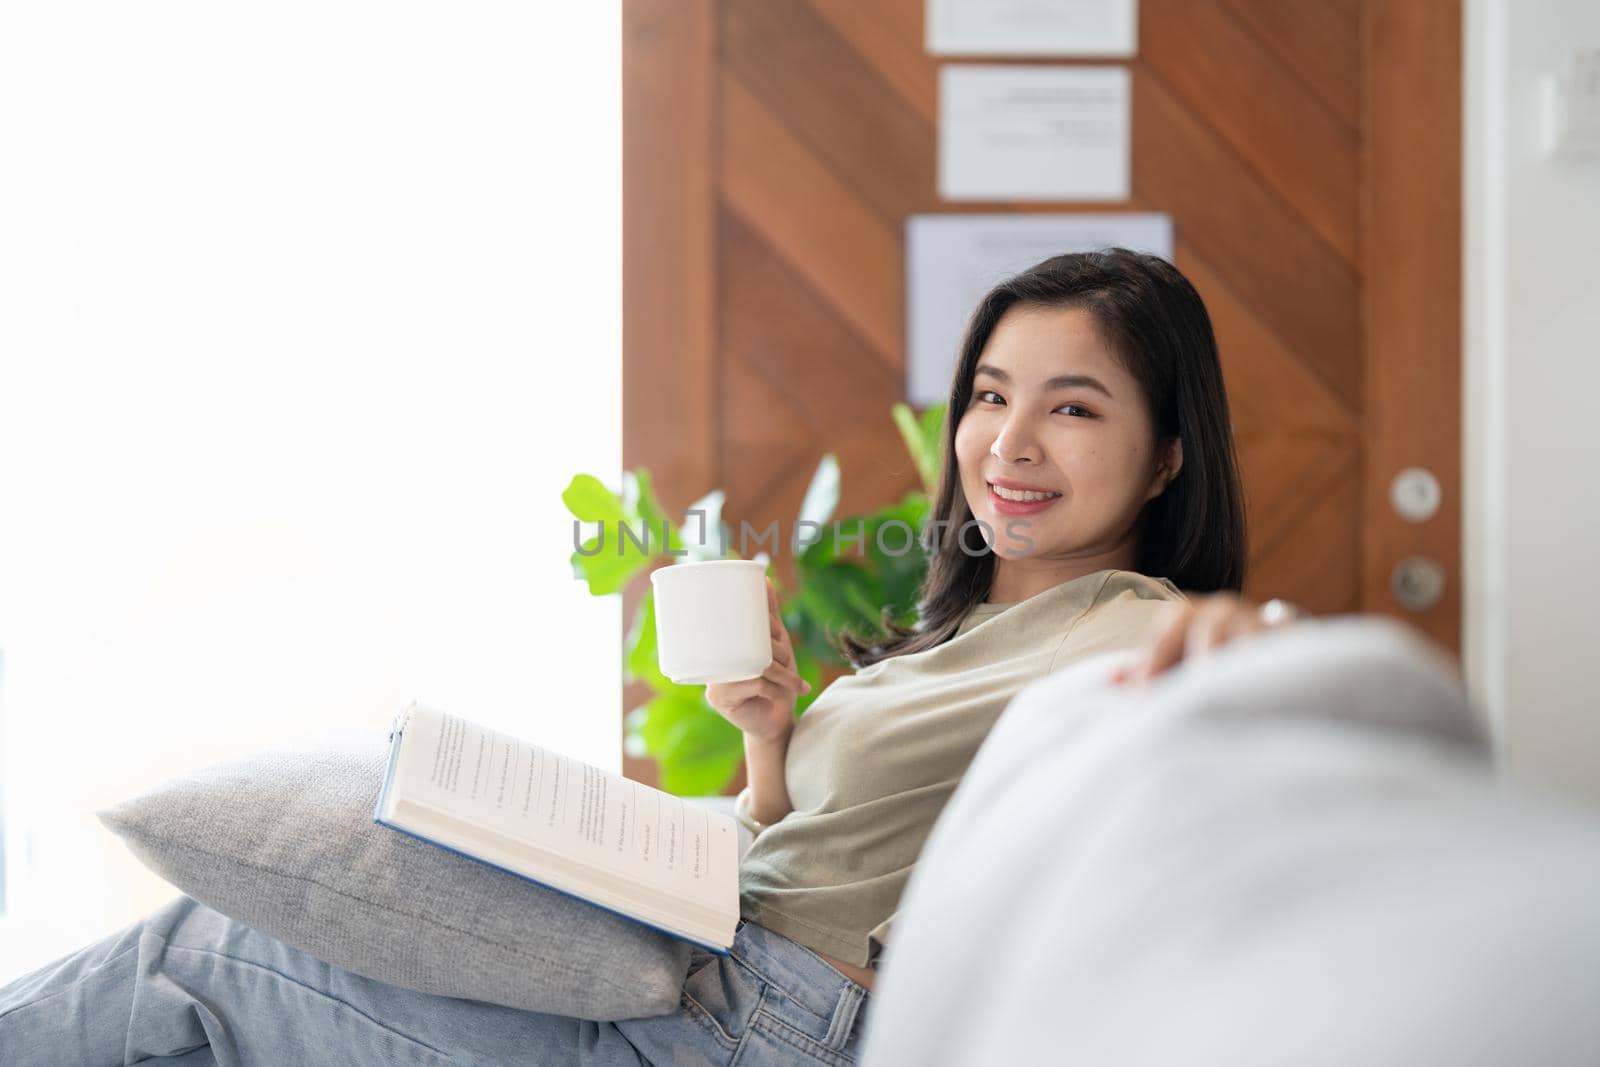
391, 705, 737, 915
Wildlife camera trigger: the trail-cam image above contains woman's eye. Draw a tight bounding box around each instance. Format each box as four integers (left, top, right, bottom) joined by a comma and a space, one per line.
973, 391, 1091, 417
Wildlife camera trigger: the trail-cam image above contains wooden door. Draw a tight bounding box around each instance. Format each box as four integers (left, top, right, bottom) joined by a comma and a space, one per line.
622, 0, 1461, 782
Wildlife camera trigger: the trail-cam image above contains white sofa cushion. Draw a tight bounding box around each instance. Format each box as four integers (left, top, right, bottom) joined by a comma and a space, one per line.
862, 616, 1600, 1066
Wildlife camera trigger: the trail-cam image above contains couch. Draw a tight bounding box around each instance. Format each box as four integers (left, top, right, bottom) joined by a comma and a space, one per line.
857, 615, 1600, 1065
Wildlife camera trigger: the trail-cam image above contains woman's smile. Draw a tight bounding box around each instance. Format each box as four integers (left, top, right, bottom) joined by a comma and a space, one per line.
986, 480, 1064, 516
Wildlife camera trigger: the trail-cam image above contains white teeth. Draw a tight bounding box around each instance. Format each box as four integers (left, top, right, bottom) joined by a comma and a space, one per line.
991, 484, 1060, 502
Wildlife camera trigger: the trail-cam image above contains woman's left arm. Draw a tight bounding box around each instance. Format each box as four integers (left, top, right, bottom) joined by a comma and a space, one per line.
1110, 593, 1303, 687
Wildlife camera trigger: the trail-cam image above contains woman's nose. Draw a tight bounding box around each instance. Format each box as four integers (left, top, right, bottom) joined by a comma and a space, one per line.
989, 418, 1043, 465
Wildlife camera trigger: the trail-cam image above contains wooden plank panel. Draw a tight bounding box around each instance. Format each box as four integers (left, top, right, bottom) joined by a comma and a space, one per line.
721, 0, 938, 222
721, 340, 819, 521
719, 209, 903, 441
718, 208, 914, 591
622, 0, 718, 788
720, 72, 904, 367
1362, 0, 1461, 650
1248, 465, 1362, 614
1238, 433, 1359, 567
1133, 66, 1361, 408
623, 0, 718, 506
1176, 244, 1359, 558
1221, 0, 1361, 130
806, 0, 938, 125
1176, 243, 1357, 440
1142, 0, 1359, 266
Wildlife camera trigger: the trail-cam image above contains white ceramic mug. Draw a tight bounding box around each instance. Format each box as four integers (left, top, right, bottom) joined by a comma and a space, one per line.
649, 559, 771, 685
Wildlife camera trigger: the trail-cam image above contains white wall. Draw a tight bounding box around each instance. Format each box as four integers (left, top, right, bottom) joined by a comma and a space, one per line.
1464, 0, 1600, 805
0, 2, 622, 981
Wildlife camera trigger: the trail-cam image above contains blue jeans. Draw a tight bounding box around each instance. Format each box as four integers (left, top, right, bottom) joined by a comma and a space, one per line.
0, 895, 872, 1066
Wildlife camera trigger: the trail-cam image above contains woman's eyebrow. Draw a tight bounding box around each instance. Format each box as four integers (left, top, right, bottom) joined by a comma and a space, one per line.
974, 363, 1115, 400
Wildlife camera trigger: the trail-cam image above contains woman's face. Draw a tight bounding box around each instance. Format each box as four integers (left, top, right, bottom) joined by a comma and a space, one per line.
954, 304, 1181, 568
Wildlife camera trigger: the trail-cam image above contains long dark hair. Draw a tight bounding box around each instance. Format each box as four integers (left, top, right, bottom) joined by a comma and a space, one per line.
835, 248, 1247, 668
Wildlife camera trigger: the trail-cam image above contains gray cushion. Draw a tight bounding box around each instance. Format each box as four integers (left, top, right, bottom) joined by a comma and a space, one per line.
96, 729, 695, 1021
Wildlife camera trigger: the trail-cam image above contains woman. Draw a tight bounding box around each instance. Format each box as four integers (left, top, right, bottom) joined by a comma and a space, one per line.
721, 247, 1264, 995
0, 249, 1299, 1065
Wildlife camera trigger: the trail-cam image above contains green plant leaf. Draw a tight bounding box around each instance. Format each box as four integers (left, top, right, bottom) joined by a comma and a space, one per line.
891, 403, 931, 495
786, 487, 931, 655
569, 529, 655, 596
625, 685, 744, 796
921, 404, 946, 487
562, 474, 626, 523
862, 490, 931, 625
565, 469, 683, 595
791, 643, 824, 716
795, 559, 883, 637
624, 591, 675, 690
627, 690, 682, 754
892, 402, 945, 496
658, 737, 745, 797
625, 469, 684, 557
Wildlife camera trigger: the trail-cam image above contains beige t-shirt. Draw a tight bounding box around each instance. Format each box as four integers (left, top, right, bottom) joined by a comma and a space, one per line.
737, 568, 1186, 968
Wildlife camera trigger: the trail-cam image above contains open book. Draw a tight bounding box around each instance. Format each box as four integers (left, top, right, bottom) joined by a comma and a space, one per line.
373, 701, 741, 953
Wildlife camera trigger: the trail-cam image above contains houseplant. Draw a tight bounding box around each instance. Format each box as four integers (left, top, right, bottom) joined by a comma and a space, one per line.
563, 402, 945, 794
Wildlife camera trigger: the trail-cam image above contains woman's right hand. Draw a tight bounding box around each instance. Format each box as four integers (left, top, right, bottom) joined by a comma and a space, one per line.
704, 578, 811, 743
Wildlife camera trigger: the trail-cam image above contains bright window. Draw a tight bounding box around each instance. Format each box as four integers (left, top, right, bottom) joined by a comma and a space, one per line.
0, 2, 621, 981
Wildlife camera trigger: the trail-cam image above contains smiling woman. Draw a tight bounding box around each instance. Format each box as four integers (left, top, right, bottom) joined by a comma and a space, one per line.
959, 305, 1182, 593
837, 247, 1249, 667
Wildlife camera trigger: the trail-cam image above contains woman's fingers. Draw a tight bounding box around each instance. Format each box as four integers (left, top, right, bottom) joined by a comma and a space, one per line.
764, 578, 805, 683
707, 665, 809, 714
1116, 597, 1222, 684
768, 583, 795, 647
1184, 600, 1232, 659
1138, 601, 1196, 680
1111, 594, 1278, 686
745, 676, 800, 705
763, 660, 810, 695
770, 618, 796, 669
